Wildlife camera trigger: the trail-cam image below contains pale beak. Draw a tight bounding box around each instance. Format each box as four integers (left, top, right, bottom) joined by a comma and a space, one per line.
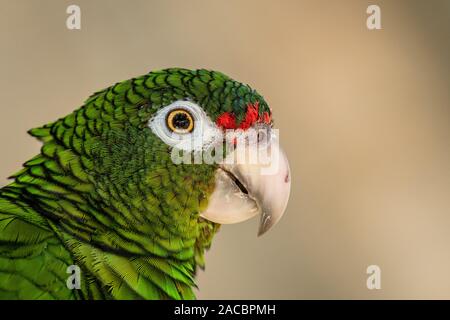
200, 133, 291, 236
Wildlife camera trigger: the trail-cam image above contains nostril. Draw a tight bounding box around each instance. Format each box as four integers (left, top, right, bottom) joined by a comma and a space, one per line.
284, 172, 290, 183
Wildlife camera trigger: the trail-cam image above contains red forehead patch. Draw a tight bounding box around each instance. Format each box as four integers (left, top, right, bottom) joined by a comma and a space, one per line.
216, 101, 271, 130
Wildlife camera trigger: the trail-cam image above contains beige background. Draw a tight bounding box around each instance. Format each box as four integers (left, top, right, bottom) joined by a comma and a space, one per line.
1, 0, 449, 299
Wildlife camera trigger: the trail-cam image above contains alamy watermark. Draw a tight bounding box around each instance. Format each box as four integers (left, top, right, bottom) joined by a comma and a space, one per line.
66, 265, 81, 290
366, 5, 382, 30
66, 5, 81, 30
366, 265, 381, 290
169, 126, 282, 176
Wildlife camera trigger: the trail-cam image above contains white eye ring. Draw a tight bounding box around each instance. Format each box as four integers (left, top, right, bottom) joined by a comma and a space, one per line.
148, 100, 221, 152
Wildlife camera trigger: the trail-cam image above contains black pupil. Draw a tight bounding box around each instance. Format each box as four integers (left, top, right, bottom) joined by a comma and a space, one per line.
172, 112, 190, 130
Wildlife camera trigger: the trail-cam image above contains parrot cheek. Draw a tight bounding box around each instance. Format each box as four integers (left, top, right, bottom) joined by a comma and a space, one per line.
200, 136, 291, 236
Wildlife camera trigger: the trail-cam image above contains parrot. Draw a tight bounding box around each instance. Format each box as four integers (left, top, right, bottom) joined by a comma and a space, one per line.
0, 68, 290, 300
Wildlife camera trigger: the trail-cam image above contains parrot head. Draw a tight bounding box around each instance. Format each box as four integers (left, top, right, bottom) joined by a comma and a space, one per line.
26, 68, 290, 268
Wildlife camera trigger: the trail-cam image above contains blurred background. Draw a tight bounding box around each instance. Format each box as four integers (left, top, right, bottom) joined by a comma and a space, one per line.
0, 0, 449, 299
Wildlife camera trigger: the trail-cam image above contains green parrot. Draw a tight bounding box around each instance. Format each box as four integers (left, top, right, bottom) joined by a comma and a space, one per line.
0, 68, 290, 300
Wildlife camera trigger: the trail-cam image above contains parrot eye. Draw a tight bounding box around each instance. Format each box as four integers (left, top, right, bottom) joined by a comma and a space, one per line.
166, 109, 194, 134
148, 100, 222, 152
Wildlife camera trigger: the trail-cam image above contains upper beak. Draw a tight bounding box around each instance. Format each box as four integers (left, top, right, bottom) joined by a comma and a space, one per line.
200, 133, 291, 236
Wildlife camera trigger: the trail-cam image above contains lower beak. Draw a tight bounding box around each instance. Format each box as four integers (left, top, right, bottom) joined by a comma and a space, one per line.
200, 134, 291, 236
